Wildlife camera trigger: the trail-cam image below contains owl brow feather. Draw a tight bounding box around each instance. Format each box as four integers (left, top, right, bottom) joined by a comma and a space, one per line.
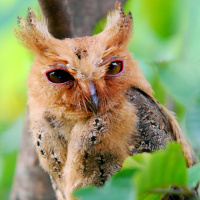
101, 56, 117, 66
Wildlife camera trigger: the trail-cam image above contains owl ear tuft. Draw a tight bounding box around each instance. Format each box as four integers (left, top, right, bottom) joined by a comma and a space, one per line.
15, 8, 54, 55
102, 1, 133, 47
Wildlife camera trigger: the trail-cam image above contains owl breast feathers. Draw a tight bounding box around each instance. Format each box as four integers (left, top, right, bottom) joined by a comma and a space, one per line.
16, 2, 197, 200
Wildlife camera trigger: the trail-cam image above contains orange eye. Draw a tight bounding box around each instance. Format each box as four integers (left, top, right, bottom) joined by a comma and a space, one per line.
106, 60, 124, 76
46, 69, 74, 85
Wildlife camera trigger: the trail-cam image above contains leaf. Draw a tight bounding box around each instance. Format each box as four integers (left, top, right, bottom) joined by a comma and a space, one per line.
187, 162, 200, 189
154, 0, 200, 106
139, 0, 182, 39
73, 169, 137, 200
123, 143, 188, 196
123, 153, 151, 171
155, 61, 200, 106
138, 192, 164, 200
186, 103, 200, 148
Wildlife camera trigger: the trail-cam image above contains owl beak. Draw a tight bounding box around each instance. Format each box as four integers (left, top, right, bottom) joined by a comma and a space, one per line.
87, 81, 98, 116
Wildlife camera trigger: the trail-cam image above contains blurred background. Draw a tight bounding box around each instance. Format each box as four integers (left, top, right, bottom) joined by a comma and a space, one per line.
0, 0, 200, 199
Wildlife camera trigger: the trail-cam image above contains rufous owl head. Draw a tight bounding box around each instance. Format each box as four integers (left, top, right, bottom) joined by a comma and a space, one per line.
16, 2, 152, 118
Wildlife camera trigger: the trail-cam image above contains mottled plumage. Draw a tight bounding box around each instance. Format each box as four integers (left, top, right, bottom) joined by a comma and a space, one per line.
16, 2, 197, 200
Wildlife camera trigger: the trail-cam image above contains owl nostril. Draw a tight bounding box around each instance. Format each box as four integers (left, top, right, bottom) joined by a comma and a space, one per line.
77, 73, 86, 79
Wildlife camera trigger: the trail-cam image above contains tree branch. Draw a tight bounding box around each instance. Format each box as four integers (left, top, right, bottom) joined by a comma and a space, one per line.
68, 0, 126, 37
151, 186, 197, 199
38, 0, 73, 39
10, 109, 56, 200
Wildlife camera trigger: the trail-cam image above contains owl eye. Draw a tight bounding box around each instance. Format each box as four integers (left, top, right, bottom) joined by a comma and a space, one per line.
106, 60, 124, 76
46, 69, 74, 85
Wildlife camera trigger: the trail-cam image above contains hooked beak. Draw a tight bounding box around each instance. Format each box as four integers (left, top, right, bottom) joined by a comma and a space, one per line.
87, 81, 98, 116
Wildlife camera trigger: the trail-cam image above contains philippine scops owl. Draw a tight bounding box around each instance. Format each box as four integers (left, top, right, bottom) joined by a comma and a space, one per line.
16, 2, 197, 200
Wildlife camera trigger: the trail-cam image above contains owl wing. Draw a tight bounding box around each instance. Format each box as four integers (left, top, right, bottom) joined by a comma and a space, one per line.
126, 87, 198, 167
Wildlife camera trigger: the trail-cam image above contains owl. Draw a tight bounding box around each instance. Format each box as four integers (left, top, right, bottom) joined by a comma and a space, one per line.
16, 2, 197, 200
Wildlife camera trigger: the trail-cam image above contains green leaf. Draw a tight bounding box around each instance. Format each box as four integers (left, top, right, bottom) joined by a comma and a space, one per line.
153, 0, 200, 107
139, 0, 181, 39
123, 153, 151, 171
73, 169, 137, 200
186, 103, 200, 148
138, 192, 164, 200
187, 162, 200, 189
74, 186, 105, 200
124, 143, 187, 195
155, 61, 200, 106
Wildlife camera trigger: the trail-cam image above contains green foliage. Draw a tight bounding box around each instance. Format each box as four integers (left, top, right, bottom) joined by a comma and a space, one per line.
74, 143, 200, 200
0, 0, 38, 125
1, 0, 200, 199
188, 162, 200, 189
125, 143, 187, 193
74, 169, 137, 200
0, 0, 38, 199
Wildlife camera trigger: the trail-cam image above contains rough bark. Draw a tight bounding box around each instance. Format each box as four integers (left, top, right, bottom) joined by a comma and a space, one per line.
38, 0, 126, 38
10, 110, 56, 200
10, 0, 126, 199
38, 0, 73, 39
68, 0, 127, 37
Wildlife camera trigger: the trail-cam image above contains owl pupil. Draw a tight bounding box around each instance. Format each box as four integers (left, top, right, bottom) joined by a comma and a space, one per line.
46, 70, 74, 85
108, 63, 116, 71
